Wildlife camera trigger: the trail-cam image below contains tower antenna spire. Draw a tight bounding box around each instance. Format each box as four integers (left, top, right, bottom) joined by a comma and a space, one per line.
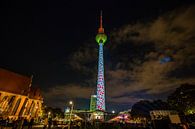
98, 10, 104, 33
100, 10, 103, 29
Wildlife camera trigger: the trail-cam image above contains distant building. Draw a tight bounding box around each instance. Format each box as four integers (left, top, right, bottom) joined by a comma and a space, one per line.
150, 110, 178, 120
0, 68, 43, 120
90, 95, 96, 112
150, 110, 181, 123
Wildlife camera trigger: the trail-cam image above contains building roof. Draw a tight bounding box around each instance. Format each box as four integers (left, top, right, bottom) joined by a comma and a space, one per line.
0, 68, 43, 100
0, 68, 31, 95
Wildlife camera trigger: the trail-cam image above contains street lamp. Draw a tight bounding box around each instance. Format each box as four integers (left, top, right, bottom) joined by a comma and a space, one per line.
68, 101, 74, 129
112, 110, 115, 114
69, 101, 73, 105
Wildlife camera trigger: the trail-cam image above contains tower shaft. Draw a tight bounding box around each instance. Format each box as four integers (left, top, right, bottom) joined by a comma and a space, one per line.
96, 43, 105, 111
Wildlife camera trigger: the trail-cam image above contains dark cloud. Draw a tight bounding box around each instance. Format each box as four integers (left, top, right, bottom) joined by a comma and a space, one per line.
44, 84, 93, 99
43, 84, 94, 109
69, 47, 97, 72
109, 5, 195, 95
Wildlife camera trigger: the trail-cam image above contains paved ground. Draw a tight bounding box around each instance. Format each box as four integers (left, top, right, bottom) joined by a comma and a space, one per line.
0, 125, 65, 129
33, 125, 66, 129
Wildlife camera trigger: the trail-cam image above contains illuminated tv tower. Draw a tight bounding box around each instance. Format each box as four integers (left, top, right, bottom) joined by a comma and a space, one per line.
95, 11, 107, 111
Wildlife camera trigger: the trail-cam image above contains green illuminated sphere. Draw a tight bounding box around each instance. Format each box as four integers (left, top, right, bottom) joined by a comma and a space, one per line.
96, 33, 107, 45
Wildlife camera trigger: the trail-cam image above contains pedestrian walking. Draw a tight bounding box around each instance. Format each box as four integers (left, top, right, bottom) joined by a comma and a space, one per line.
48, 117, 52, 129
28, 118, 34, 129
17, 117, 24, 129
43, 118, 48, 129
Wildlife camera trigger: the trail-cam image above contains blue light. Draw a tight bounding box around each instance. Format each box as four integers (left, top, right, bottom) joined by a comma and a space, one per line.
160, 56, 172, 64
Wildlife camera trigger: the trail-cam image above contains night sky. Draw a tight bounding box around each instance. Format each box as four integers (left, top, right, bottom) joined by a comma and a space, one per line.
1, 0, 195, 112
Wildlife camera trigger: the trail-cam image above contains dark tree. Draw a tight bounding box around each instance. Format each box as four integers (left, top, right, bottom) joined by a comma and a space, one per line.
52, 108, 64, 118
167, 83, 195, 115
42, 106, 64, 118
131, 100, 152, 118
131, 100, 171, 118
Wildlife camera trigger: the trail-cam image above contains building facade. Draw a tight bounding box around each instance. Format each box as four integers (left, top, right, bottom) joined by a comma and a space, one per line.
90, 95, 97, 112
0, 68, 43, 120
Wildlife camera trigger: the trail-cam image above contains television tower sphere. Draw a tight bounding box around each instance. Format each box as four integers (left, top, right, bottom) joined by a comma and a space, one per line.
96, 33, 107, 45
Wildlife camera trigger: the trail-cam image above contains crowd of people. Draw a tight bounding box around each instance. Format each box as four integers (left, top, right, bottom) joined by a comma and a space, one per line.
0, 117, 193, 129
41, 120, 192, 129
0, 116, 34, 129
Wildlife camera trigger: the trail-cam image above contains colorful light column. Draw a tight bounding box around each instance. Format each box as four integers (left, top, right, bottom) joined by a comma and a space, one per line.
95, 11, 107, 111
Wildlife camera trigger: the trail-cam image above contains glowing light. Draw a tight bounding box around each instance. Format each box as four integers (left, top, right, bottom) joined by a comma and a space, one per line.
160, 56, 172, 64
96, 33, 107, 45
65, 108, 70, 113
69, 101, 73, 105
